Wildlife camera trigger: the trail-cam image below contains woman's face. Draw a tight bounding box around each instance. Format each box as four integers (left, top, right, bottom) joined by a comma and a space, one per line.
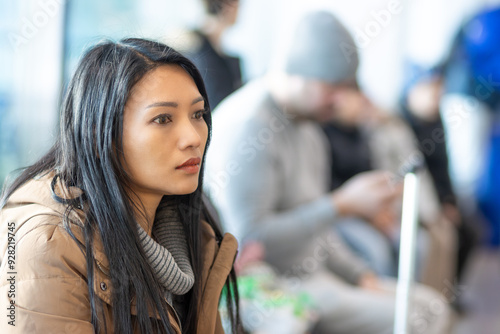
122, 64, 208, 205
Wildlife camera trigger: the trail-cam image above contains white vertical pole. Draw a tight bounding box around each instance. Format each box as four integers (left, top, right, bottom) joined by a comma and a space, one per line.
393, 172, 420, 334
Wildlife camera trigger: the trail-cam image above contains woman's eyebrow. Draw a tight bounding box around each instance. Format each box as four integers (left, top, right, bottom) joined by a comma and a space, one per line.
191, 96, 205, 105
146, 97, 204, 109
146, 101, 177, 108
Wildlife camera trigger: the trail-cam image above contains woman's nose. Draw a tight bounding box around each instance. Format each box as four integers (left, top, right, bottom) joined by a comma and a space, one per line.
177, 120, 202, 150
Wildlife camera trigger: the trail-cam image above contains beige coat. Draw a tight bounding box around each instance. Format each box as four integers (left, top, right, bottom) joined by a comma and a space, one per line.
0, 172, 238, 333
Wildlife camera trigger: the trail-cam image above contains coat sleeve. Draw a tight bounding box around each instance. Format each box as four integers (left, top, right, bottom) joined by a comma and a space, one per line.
0, 216, 94, 333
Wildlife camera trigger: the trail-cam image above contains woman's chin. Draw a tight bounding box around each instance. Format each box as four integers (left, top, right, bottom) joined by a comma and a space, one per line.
168, 183, 199, 196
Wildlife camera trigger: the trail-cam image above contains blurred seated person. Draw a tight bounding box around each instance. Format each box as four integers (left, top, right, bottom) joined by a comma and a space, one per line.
321, 78, 457, 294
206, 11, 452, 334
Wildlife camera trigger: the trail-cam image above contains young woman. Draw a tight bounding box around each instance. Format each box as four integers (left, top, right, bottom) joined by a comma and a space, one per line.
0, 38, 241, 334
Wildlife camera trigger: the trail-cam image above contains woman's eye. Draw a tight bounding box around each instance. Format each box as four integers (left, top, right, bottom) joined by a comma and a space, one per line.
153, 115, 171, 124
193, 110, 207, 120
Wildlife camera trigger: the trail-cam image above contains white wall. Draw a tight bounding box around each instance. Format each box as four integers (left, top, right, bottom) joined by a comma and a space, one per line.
8, 0, 65, 166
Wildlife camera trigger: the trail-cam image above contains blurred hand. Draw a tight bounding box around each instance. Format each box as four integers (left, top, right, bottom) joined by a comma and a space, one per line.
330, 89, 388, 127
371, 203, 400, 237
357, 271, 383, 291
332, 170, 403, 222
442, 203, 462, 226
330, 88, 370, 127
234, 241, 266, 275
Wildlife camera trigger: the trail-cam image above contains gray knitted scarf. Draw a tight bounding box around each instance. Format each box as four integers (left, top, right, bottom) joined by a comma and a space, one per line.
136, 197, 194, 295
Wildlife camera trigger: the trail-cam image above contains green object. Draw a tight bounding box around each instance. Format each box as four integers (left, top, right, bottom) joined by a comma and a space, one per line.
234, 273, 316, 319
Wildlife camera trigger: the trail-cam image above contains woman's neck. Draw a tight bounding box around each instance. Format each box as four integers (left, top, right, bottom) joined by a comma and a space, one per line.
130, 192, 163, 236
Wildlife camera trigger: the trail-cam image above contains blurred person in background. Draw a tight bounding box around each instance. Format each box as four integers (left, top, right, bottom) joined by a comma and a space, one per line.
183, 0, 242, 109
441, 6, 500, 249
320, 63, 458, 295
0, 38, 242, 334
206, 10, 452, 334
400, 65, 478, 303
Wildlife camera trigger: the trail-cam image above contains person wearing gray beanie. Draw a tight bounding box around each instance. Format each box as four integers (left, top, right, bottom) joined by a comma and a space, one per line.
267, 11, 366, 123
284, 11, 359, 85
206, 10, 452, 334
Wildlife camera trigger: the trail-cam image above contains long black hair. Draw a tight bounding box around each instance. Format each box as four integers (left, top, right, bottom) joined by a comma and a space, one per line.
0, 38, 241, 333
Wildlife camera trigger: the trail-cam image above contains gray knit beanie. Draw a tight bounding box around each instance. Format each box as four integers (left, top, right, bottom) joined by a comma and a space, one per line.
284, 11, 359, 84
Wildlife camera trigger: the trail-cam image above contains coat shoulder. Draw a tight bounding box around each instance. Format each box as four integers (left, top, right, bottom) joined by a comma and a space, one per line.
1, 213, 86, 284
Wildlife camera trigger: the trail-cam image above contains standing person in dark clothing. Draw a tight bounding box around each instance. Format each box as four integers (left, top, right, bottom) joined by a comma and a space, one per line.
400, 66, 478, 292
186, 0, 242, 109
401, 67, 456, 206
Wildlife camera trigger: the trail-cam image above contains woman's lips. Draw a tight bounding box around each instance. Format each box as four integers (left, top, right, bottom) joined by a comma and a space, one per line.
176, 157, 201, 174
